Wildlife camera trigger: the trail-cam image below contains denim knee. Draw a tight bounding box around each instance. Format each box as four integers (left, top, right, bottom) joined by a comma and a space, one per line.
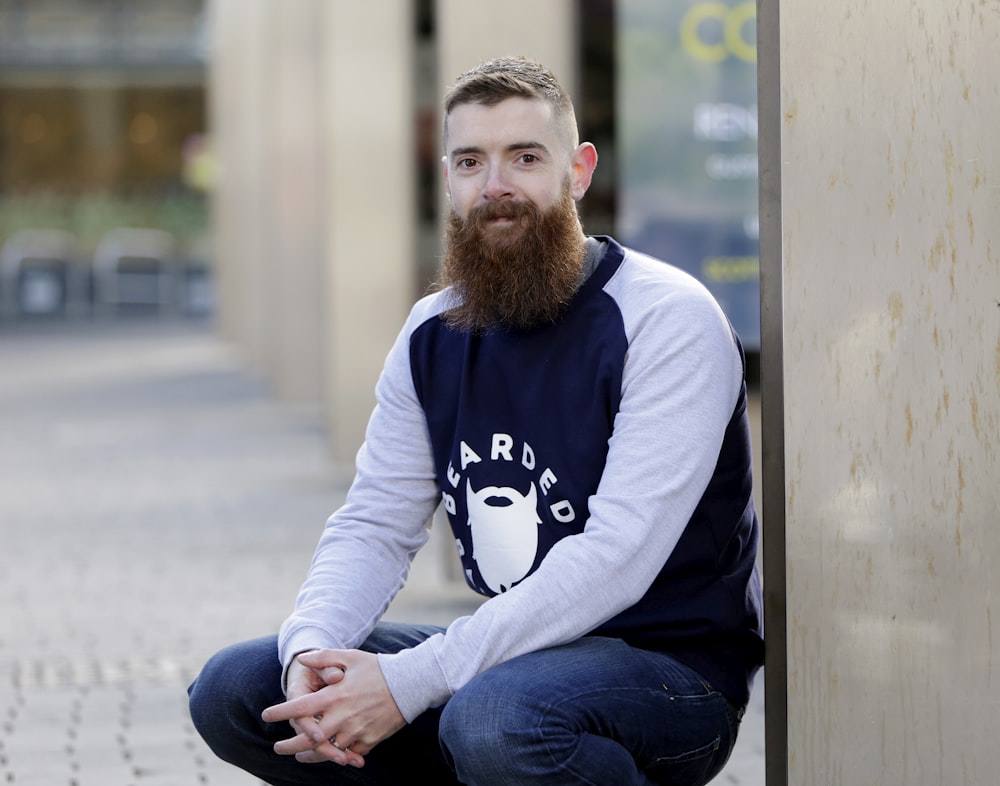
438, 672, 536, 784
188, 636, 282, 762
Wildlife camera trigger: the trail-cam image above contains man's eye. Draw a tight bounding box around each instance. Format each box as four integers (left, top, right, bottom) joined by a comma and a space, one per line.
520, 153, 538, 164
458, 158, 478, 169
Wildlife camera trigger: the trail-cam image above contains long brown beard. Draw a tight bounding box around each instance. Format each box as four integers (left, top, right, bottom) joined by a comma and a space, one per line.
439, 187, 586, 333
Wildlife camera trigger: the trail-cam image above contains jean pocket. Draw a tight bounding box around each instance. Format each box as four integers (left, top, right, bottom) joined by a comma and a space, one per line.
646, 735, 722, 786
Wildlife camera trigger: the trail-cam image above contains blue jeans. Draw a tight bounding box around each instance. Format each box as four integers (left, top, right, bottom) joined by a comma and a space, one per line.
188, 623, 741, 786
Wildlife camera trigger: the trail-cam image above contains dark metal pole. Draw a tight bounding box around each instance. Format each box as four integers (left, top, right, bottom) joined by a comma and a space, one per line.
755, 1, 787, 785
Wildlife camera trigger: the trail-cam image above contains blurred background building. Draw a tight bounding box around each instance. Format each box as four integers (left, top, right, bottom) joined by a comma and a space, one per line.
0, 0, 211, 319
0, 0, 761, 463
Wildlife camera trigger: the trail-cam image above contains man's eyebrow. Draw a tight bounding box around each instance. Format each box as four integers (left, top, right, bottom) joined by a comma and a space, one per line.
449, 145, 484, 159
507, 141, 550, 155
448, 141, 551, 159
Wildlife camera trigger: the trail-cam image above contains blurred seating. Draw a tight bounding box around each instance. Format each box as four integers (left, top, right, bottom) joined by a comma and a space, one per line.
0, 229, 88, 320
92, 227, 178, 316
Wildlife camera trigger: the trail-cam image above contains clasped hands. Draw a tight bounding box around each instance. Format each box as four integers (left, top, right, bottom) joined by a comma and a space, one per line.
261, 649, 406, 769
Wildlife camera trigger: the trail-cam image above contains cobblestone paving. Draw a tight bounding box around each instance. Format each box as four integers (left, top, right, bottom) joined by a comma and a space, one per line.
0, 319, 764, 785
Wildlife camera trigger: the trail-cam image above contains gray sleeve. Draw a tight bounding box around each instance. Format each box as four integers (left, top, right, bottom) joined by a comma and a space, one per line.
277, 299, 444, 684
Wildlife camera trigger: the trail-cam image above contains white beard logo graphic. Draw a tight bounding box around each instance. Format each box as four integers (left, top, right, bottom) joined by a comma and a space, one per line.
466, 480, 540, 594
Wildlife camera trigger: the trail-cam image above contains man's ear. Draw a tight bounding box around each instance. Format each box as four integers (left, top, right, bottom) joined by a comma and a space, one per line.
569, 142, 598, 201
442, 154, 452, 203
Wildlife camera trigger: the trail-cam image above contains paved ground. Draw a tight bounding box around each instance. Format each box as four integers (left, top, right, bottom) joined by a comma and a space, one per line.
0, 317, 765, 785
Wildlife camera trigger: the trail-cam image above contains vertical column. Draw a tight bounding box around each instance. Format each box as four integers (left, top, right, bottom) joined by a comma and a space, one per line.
766, 1, 1000, 782
213, 0, 398, 412
208, 0, 272, 368
437, 0, 578, 121
755, 1, 786, 782
321, 3, 416, 464
264, 1, 325, 401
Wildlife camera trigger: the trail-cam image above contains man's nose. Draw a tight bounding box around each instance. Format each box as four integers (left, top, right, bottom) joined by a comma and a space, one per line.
482, 165, 514, 200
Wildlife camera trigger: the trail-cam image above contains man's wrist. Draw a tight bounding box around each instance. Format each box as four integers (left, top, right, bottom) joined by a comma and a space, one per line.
282, 648, 319, 692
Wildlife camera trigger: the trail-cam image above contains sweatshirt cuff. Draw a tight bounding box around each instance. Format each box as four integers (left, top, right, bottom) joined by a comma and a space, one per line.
278, 626, 339, 695
378, 638, 452, 723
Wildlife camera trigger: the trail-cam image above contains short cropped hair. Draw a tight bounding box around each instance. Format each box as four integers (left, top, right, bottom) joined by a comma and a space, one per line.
443, 56, 579, 149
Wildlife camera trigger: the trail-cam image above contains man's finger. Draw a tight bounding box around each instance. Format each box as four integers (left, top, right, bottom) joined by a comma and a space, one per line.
273, 728, 321, 756
296, 649, 348, 670
262, 695, 327, 726
297, 739, 366, 768
316, 665, 346, 684
272, 728, 366, 768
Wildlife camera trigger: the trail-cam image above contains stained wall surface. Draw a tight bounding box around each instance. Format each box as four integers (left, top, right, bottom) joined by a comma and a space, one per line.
777, 3, 1000, 783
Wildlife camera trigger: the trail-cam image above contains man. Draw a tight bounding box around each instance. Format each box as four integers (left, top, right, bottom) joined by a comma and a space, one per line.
189, 56, 763, 786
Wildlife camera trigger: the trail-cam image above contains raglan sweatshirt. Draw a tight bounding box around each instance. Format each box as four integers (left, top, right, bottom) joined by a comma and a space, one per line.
278, 236, 764, 722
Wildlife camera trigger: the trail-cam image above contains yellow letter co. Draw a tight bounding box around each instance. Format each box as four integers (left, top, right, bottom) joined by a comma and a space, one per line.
680, 1, 756, 64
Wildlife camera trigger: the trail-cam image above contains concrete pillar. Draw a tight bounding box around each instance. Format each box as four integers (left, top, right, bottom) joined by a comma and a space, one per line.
759, 1, 1000, 783
210, 0, 414, 437
321, 2, 416, 464
208, 0, 272, 368
263, 1, 326, 402
210, 0, 326, 401
437, 0, 577, 100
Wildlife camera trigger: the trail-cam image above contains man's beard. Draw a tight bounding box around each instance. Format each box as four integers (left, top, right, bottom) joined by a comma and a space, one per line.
438, 186, 586, 333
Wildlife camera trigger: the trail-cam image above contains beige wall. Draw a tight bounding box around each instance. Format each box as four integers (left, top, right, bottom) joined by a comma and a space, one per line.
267, 3, 327, 403
209, 0, 271, 367
772, 2, 1000, 783
209, 0, 415, 464
438, 0, 577, 102
321, 2, 416, 465
209, 0, 326, 402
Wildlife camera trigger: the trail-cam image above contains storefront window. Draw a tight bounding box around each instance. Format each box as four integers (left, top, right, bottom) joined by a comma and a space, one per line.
0, 0, 209, 317
617, 0, 760, 349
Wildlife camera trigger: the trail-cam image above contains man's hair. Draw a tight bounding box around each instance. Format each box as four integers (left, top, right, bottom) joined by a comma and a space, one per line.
443, 56, 579, 148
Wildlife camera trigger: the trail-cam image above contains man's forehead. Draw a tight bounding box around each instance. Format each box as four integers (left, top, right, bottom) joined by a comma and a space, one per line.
444, 97, 559, 151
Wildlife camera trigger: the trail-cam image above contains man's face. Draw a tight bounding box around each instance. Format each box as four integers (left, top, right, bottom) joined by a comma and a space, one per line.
438, 96, 598, 333
443, 97, 590, 225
